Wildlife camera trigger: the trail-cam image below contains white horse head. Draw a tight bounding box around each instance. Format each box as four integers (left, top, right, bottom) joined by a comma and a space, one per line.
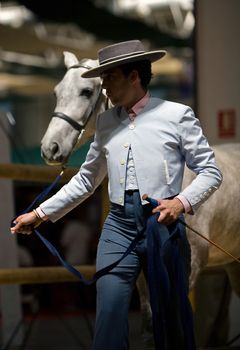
41, 52, 108, 165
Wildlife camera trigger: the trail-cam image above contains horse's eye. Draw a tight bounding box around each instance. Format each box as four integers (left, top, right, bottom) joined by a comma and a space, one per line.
80, 88, 93, 98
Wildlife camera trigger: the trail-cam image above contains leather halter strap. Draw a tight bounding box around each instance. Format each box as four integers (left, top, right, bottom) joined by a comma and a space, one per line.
52, 63, 102, 133
52, 112, 83, 132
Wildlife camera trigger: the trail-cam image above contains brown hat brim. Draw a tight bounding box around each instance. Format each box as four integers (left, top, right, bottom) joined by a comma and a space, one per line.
81, 50, 166, 78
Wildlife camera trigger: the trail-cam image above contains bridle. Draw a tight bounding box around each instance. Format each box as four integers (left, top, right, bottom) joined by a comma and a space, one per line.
52, 63, 103, 134
52, 112, 84, 132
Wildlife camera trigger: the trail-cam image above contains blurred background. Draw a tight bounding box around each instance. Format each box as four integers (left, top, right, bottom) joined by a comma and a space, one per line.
0, 0, 239, 349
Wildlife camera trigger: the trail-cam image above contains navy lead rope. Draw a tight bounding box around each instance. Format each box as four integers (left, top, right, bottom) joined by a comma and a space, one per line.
144, 195, 196, 350
11, 169, 143, 285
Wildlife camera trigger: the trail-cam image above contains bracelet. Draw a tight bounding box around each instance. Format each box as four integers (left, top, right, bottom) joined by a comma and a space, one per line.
33, 209, 42, 220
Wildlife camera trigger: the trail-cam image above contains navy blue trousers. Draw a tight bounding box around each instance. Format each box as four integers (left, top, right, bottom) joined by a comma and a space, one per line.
92, 191, 191, 350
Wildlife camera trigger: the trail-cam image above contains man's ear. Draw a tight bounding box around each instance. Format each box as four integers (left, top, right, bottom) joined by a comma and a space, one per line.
129, 70, 140, 85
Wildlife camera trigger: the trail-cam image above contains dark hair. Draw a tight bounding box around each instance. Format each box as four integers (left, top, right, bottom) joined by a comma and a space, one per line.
119, 60, 152, 89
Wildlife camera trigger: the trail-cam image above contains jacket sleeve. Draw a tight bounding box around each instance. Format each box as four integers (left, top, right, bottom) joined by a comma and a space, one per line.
40, 116, 107, 222
178, 107, 223, 212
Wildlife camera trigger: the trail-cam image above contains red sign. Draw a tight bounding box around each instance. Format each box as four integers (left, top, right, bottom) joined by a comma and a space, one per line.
218, 109, 236, 138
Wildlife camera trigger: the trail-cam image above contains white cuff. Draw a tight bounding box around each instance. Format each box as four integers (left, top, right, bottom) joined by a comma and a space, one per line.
35, 207, 49, 221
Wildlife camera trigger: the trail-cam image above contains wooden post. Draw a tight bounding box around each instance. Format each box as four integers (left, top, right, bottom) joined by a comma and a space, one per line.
0, 163, 78, 183
0, 265, 96, 285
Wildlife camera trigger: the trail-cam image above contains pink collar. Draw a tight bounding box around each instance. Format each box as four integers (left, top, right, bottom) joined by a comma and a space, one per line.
127, 91, 150, 115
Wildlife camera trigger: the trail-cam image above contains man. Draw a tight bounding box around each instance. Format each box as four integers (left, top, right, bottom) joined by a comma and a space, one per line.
11, 40, 222, 349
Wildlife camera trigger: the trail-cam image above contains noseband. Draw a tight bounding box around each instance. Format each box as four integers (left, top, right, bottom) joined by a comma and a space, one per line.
52, 63, 102, 133
52, 112, 84, 132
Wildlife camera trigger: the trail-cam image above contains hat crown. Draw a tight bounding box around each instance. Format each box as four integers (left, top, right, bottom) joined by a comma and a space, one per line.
98, 40, 145, 65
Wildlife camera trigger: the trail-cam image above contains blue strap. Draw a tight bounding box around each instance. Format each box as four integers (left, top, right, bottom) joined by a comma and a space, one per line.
11, 171, 64, 227
11, 170, 144, 284
34, 227, 144, 285
22, 172, 64, 214
147, 214, 196, 350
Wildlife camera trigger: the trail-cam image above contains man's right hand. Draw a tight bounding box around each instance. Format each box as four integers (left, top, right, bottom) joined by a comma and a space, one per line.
11, 211, 42, 235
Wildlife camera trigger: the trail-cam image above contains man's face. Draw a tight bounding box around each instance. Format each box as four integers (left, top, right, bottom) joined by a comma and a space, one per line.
101, 67, 134, 108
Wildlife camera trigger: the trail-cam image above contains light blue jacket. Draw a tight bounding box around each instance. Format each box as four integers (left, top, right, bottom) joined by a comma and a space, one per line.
40, 97, 222, 222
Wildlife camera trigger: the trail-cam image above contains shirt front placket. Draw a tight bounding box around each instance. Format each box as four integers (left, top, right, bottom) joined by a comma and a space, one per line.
125, 109, 138, 191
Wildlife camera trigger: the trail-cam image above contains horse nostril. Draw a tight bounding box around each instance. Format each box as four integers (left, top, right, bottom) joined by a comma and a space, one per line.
41, 141, 64, 164
50, 142, 59, 155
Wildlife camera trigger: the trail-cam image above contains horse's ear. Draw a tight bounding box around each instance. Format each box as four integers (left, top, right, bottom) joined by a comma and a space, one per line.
63, 51, 79, 69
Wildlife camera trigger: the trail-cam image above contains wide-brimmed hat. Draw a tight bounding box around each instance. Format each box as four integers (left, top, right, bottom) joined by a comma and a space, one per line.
81, 40, 166, 78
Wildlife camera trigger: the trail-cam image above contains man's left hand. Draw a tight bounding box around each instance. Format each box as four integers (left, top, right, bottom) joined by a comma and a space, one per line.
152, 198, 184, 225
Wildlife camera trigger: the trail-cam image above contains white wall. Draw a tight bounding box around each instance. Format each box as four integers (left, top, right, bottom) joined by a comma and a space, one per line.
196, 0, 240, 346
196, 0, 240, 144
